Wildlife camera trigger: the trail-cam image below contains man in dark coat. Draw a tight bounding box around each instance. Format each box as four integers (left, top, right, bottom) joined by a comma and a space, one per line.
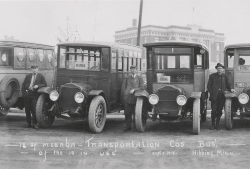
207, 63, 235, 130
123, 65, 145, 131
22, 64, 47, 129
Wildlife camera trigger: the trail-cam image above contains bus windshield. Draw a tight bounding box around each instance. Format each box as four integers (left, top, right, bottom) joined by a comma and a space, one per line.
59, 46, 103, 71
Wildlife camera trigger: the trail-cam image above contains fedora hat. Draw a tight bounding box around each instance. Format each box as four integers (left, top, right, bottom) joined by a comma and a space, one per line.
215, 63, 224, 69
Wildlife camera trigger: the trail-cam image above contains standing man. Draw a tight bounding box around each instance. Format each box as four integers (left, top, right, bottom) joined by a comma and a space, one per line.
22, 63, 47, 129
207, 63, 235, 130
123, 65, 145, 131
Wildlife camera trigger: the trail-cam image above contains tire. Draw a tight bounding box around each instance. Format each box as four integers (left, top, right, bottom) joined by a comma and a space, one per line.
0, 75, 20, 108
88, 96, 107, 133
225, 98, 233, 130
193, 98, 200, 135
0, 105, 10, 116
36, 94, 55, 128
135, 97, 147, 132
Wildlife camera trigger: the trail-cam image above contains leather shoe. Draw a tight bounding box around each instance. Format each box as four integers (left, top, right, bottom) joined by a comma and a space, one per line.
25, 124, 32, 128
33, 124, 39, 130
123, 127, 131, 131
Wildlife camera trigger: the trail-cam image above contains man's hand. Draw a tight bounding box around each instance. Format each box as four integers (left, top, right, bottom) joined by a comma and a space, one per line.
129, 89, 135, 94
28, 86, 34, 91
231, 89, 235, 93
33, 85, 38, 89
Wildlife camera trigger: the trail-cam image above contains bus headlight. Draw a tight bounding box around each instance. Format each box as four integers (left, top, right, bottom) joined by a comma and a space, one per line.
74, 92, 84, 103
149, 94, 159, 105
49, 91, 59, 101
176, 95, 187, 106
238, 93, 249, 105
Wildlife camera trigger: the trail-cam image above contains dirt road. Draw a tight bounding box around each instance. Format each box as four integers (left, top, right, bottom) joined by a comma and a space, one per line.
0, 109, 250, 169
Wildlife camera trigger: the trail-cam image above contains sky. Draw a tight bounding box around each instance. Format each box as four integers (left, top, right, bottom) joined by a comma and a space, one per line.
0, 0, 249, 47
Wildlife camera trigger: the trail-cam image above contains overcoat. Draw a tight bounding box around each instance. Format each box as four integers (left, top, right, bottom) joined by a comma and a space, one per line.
207, 73, 231, 102
123, 75, 145, 104
22, 73, 47, 97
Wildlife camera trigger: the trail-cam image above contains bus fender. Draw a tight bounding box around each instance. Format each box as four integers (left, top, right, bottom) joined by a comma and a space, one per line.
89, 90, 104, 96
190, 92, 202, 99
224, 91, 237, 99
134, 90, 150, 98
37, 87, 54, 94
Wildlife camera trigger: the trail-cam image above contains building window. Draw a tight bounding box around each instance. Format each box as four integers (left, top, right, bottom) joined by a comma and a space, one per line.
144, 37, 147, 43
171, 37, 176, 40
216, 43, 220, 51
179, 37, 186, 41
155, 37, 159, 42
192, 39, 198, 42
203, 40, 209, 48
131, 39, 133, 45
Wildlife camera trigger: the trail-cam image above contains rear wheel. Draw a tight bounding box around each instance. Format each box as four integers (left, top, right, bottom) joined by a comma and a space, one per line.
135, 97, 147, 132
225, 98, 233, 130
88, 96, 107, 133
36, 94, 55, 128
193, 98, 200, 135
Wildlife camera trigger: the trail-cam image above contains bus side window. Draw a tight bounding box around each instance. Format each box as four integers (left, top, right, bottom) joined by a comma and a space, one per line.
138, 51, 141, 71
123, 50, 128, 72
118, 49, 123, 71
101, 48, 109, 70
111, 49, 117, 71
26, 48, 36, 69
46, 49, 54, 69
37, 49, 46, 69
14, 47, 26, 69
0, 47, 11, 66
194, 54, 203, 69
128, 50, 133, 69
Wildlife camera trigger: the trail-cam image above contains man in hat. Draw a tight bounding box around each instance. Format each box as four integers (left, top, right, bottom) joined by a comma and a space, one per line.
22, 64, 47, 129
207, 63, 235, 130
123, 65, 145, 131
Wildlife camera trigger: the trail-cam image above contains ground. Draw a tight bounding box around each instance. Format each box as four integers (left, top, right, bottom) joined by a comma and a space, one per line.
0, 109, 250, 169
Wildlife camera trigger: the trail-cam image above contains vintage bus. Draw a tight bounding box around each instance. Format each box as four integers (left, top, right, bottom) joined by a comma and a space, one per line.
35, 41, 144, 133
135, 41, 209, 135
224, 43, 250, 129
0, 40, 55, 116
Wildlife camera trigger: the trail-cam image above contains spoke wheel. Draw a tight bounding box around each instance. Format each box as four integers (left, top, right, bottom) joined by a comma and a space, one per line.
135, 97, 147, 132
193, 98, 200, 135
88, 96, 107, 133
225, 98, 233, 130
0, 105, 10, 116
36, 94, 55, 128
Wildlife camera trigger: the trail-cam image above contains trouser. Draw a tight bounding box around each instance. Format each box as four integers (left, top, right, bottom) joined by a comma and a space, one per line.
211, 93, 225, 120
125, 103, 135, 128
24, 96, 38, 125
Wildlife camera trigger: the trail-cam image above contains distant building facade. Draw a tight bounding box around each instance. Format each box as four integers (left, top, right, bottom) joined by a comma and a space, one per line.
114, 20, 225, 70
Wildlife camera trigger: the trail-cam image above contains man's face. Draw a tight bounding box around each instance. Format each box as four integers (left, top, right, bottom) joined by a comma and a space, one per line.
217, 67, 224, 75
130, 68, 136, 75
31, 67, 38, 73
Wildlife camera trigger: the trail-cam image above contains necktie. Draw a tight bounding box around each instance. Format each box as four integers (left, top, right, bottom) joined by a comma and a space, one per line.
29, 73, 36, 88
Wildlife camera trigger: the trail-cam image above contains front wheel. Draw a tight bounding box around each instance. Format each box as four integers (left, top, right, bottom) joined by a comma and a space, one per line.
135, 97, 147, 132
36, 94, 55, 128
0, 105, 10, 116
88, 96, 107, 133
193, 98, 200, 135
225, 98, 233, 130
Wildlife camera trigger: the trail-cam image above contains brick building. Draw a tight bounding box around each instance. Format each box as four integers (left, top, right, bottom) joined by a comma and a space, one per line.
114, 20, 225, 70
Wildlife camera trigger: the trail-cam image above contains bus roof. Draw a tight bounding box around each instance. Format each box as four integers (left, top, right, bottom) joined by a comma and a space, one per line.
224, 43, 250, 50
0, 40, 54, 49
57, 41, 143, 51
143, 41, 209, 52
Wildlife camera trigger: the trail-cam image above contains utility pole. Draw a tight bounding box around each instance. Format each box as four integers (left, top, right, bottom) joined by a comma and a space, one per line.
137, 0, 143, 46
